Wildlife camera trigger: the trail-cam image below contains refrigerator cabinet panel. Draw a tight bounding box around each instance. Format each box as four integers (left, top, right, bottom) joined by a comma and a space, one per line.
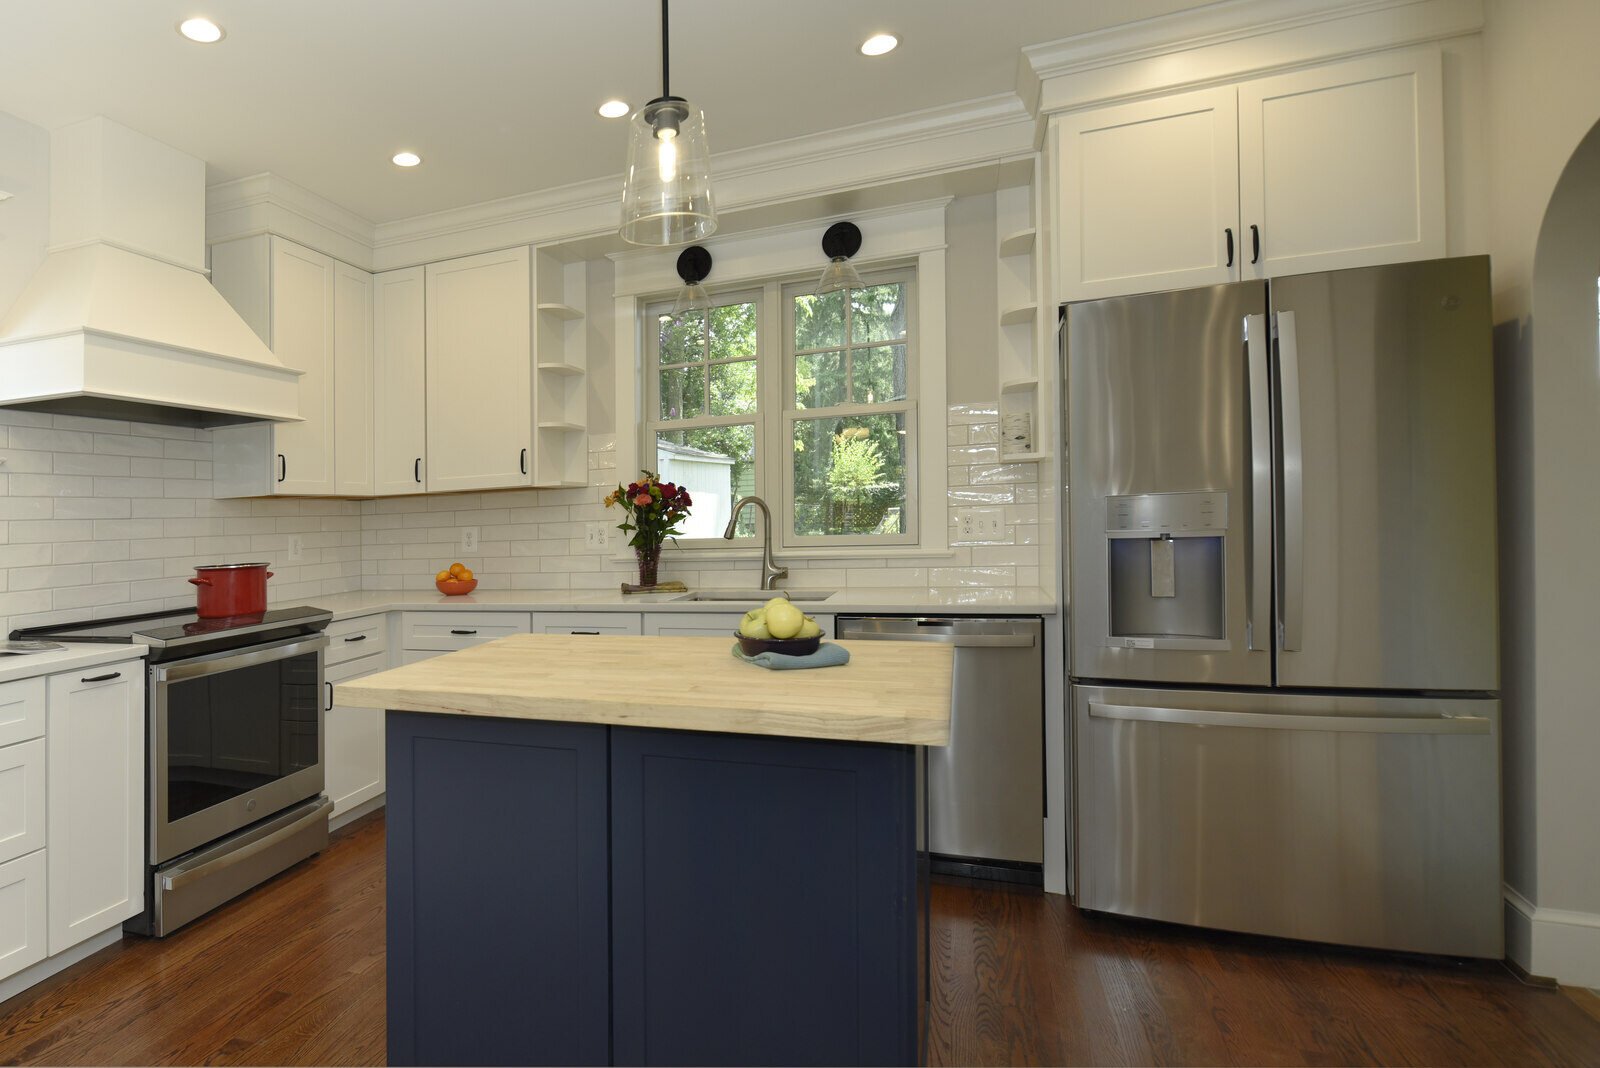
1270, 256, 1499, 691
1065, 281, 1272, 687
1072, 684, 1503, 958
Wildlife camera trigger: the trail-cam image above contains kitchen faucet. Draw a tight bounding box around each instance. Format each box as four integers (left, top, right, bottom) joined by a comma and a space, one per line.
723, 496, 788, 591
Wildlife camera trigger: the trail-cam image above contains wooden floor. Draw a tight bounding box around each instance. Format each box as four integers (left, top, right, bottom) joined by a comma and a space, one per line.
2, 814, 1598, 1067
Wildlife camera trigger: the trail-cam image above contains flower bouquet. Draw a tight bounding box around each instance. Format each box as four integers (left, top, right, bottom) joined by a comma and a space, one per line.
604, 470, 693, 589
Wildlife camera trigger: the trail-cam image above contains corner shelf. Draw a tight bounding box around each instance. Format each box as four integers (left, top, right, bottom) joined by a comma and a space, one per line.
999, 450, 1047, 464
998, 228, 1037, 258
537, 420, 587, 432
536, 302, 584, 320
537, 361, 585, 376
1000, 378, 1039, 395
1000, 304, 1037, 328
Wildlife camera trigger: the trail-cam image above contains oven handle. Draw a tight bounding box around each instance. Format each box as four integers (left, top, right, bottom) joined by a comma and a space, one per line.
153, 632, 328, 684
159, 798, 332, 892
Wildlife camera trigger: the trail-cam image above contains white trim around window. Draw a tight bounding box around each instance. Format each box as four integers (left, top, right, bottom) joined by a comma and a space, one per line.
612, 199, 950, 559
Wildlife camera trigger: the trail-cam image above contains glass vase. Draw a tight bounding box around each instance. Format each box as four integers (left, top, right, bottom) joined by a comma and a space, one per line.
635, 543, 662, 588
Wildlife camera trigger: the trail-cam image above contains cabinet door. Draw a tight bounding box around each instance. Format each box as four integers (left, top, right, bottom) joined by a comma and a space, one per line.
425, 248, 533, 492
334, 260, 375, 496
386, 713, 610, 1066
0, 850, 47, 983
271, 237, 338, 494
374, 267, 429, 495
1238, 48, 1444, 278
46, 662, 144, 954
326, 655, 387, 819
0, 738, 46, 865
1054, 86, 1239, 302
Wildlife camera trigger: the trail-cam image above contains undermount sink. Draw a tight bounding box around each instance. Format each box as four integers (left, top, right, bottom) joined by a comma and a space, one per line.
680, 590, 837, 603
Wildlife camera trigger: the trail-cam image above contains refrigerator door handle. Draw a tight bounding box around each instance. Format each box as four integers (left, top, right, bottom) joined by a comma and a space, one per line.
1244, 313, 1272, 651
1274, 310, 1305, 652
1087, 702, 1491, 735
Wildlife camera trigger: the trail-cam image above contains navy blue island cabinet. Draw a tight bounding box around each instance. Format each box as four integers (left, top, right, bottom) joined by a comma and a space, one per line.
385, 711, 923, 1068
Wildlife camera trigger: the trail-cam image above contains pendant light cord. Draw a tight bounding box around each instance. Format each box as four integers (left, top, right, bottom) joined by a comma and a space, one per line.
660, 0, 671, 98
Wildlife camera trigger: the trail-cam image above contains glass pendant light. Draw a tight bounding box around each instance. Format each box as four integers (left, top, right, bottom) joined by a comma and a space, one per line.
620, 0, 717, 246
815, 221, 864, 293
669, 246, 713, 317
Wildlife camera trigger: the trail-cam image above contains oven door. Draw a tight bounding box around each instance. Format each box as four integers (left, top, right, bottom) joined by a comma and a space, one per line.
151, 633, 328, 864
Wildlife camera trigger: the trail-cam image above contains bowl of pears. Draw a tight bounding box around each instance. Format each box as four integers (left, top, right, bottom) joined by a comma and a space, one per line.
735, 597, 824, 657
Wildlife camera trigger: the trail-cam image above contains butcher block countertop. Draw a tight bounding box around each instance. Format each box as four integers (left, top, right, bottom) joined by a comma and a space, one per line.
334, 633, 954, 746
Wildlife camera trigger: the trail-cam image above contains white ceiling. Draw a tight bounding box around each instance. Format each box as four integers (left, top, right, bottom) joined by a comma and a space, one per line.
0, 1, 1218, 223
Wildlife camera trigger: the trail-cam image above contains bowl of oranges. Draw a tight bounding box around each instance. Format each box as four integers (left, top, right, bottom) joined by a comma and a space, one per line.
435, 562, 478, 596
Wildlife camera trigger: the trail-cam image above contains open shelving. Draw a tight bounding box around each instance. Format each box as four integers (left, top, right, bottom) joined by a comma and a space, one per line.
995, 183, 1046, 463
532, 246, 590, 487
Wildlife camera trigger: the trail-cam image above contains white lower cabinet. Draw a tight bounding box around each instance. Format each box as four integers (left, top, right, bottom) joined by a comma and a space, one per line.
642, 612, 745, 638
45, 660, 144, 955
530, 612, 642, 636
0, 850, 47, 982
0, 739, 46, 865
400, 611, 532, 653
326, 653, 388, 819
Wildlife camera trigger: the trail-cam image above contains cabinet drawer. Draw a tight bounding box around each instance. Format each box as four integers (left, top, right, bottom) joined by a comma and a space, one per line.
0, 738, 46, 865
641, 612, 744, 639
0, 677, 46, 748
0, 849, 47, 982
400, 611, 531, 651
530, 612, 642, 636
327, 614, 389, 666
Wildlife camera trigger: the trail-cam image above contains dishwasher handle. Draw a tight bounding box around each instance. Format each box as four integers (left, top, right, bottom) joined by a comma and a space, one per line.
835, 618, 1038, 648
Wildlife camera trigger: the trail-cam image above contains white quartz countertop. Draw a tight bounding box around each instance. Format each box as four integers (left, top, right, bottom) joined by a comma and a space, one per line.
282, 586, 1058, 621
0, 642, 150, 685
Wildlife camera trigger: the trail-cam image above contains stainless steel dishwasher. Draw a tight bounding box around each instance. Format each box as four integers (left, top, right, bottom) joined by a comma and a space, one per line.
835, 616, 1044, 881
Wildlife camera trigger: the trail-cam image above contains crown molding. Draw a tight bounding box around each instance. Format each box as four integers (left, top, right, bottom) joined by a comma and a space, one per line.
206, 172, 377, 270
1022, 0, 1484, 114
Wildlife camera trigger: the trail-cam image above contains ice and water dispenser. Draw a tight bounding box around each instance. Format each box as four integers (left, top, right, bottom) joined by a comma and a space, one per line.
1104, 491, 1228, 648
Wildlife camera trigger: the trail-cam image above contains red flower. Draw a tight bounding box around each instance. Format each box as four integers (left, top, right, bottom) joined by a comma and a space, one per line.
634, 492, 653, 507
660, 482, 677, 498
680, 492, 693, 507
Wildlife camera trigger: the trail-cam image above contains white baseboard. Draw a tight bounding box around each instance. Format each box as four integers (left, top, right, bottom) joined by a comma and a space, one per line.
0, 926, 122, 1008
1505, 885, 1600, 988
330, 792, 385, 832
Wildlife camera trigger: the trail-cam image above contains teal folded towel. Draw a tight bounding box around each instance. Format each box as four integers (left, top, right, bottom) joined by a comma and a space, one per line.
731, 642, 852, 670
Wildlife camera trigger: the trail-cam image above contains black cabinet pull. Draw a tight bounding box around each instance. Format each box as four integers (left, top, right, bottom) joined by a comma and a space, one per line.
450, 629, 478, 636
1224, 227, 1234, 267
1250, 224, 1261, 264
415, 457, 422, 483
81, 671, 121, 684
344, 634, 368, 643
520, 448, 528, 476
277, 454, 287, 482
325, 681, 334, 712
572, 630, 600, 636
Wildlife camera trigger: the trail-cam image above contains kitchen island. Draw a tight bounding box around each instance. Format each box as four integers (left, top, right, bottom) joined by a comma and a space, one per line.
335, 633, 953, 1067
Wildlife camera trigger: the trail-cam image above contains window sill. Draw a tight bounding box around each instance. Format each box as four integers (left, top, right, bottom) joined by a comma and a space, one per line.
609, 544, 957, 566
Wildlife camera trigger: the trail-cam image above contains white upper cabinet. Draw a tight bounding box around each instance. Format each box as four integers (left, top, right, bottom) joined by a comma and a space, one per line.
333, 261, 375, 496
46, 662, 143, 955
373, 267, 429, 495
1238, 49, 1445, 279
425, 247, 534, 492
1052, 47, 1445, 302
1055, 86, 1240, 302
210, 235, 371, 497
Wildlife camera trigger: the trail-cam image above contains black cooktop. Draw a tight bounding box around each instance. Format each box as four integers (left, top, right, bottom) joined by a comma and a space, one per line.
12, 605, 332, 662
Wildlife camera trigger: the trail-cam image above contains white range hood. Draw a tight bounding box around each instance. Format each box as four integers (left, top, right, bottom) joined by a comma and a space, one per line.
0, 117, 301, 426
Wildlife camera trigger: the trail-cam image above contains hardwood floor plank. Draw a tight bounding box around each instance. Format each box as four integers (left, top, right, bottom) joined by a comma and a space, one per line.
3, 815, 1598, 1067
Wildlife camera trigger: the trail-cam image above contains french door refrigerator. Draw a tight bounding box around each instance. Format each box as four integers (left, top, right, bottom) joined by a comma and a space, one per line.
1064, 255, 1502, 957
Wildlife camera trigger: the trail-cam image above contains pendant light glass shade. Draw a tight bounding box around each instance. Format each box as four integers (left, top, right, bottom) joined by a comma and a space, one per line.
815, 256, 863, 294
620, 97, 717, 245
670, 281, 712, 317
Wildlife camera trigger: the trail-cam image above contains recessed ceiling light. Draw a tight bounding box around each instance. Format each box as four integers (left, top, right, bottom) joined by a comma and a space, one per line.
392, 151, 422, 168
597, 99, 631, 119
177, 17, 224, 43
860, 33, 898, 57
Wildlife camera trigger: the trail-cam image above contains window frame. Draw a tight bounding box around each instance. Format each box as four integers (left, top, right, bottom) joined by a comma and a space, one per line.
780, 267, 919, 548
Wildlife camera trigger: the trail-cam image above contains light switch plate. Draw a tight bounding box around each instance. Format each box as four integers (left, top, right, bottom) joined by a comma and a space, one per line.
287, 534, 304, 563
957, 507, 1005, 541
460, 526, 480, 553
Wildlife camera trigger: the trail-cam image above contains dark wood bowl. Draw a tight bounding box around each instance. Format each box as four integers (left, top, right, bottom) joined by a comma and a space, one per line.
734, 631, 824, 657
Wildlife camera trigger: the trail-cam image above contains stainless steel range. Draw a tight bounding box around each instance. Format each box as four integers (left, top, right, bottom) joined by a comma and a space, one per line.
14, 606, 334, 935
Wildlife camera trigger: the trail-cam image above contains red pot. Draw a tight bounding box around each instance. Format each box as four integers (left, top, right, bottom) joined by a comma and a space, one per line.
188, 562, 274, 618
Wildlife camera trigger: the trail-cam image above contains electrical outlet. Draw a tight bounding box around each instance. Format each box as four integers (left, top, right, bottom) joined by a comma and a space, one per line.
287, 534, 304, 563
585, 523, 610, 551
460, 526, 480, 553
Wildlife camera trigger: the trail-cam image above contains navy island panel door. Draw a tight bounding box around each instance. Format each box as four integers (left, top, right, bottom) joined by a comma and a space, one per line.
386, 712, 610, 1066
610, 726, 918, 1067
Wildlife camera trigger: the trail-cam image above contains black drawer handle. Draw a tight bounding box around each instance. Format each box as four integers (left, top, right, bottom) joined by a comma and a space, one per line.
81, 671, 122, 684
415, 457, 422, 483
343, 634, 368, 643
1224, 227, 1234, 267
1250, 224, 1261, 264
325, 681, 334, 712
450, 629, 478, 636
572, 630, 600, 636
278, 454, 287, 482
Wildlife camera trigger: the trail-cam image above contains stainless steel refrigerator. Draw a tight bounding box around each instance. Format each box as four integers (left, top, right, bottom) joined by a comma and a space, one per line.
1064, 256, 1503, 957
